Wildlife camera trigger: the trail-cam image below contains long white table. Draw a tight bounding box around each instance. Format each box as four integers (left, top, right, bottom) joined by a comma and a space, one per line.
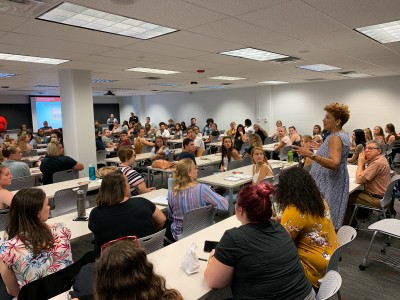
197, 160, 293, 215
11, 177, 102, 199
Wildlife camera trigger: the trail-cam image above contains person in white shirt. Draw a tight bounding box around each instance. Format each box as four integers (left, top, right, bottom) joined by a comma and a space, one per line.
187, 128, 204, 156
107, 114, 118, 131
193, 126, 203, 138
156, 122, 171, 138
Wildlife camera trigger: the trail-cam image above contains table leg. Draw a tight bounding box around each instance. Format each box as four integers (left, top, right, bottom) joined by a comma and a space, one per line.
147, 168, 151, 186
228, 188, 234, 216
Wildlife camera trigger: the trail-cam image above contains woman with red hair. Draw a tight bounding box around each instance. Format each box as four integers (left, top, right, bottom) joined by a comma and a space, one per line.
204, 182, 314, 300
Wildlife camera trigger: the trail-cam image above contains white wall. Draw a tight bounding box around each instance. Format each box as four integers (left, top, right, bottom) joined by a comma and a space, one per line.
270, 76, 400, 137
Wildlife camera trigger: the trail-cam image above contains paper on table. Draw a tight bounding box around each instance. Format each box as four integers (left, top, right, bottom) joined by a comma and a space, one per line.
150, 195, 168, 206
224, 176, 242, 182
232, 174, 252, 179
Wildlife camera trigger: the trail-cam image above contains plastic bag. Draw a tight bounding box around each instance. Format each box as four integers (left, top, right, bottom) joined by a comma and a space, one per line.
181, 243, 200, 275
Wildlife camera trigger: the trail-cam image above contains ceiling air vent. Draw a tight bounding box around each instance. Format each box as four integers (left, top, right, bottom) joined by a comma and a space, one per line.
305, 78, 325, 81
143, 76, 162, 80
270, 56, 301, 64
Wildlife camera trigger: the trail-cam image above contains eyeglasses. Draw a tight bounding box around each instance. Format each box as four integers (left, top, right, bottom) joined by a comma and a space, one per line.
365, 147, 379, 151
100, 236, 139, 255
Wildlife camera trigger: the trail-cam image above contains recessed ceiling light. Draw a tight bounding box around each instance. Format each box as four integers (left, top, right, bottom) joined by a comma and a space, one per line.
209, 76, 245, 81
92, 79, 118, 83
0, 53, 69, 65
37, 2, 178, 40
220, 48, 288, 61
126, 67, 181, 75
297, 64, 341, 72
0, 73, 17, 78
259, 80, 288, 85
355, 20, 400, 43
340, 72, 372, 78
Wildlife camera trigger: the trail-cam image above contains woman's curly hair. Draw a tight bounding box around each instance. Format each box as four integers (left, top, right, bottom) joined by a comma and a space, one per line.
275, 167, 325, 217
324, 102, 350, 127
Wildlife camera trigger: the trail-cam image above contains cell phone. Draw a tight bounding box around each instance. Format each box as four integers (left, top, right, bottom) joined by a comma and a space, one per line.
204, 240, 218, 253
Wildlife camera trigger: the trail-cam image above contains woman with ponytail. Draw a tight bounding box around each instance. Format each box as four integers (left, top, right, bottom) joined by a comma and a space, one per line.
204, 182, 314, 300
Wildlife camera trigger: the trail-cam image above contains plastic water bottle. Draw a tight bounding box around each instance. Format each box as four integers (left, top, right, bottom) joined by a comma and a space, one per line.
288, 150, 293, 164
77, 190, 87, 219
89, 163, 96, 181
168, 174, 174, 192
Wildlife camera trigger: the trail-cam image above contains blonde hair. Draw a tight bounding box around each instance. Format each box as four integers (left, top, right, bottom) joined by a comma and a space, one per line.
249, 134, 263, 148
172, 158, 195, 195
47, 141, 61, 157
254, 124, 268, 138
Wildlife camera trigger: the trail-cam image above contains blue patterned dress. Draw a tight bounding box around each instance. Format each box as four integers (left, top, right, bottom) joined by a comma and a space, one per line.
311, 132, 350, 229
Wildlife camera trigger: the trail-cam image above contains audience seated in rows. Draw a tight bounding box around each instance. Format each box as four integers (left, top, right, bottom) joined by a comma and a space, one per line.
273, 127, 292, 156
348, 129, 366, 164
233, 124, 246, 151
39, 141, 84, 185
187, 128, 204, 156
244, 134, 263, 157
134, 128, 154, 154
177, 138, 196, 165
0, 188, 73, 298
150, 137, 170, 161
289, 126, 301, 146
373, 126, 385, 144
166, 159, 228, 242
253, 123, 268, 144
115, 131, 131, 151
39, 121, 53, 134
299, 135, 313, 168
226, 122, 236, 137
89, 170, 165, 256
156, 122, 171, 139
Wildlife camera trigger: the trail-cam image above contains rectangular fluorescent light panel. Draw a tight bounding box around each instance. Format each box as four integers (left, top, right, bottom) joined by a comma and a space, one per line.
202, 86, 225, 89
209, 76, 245, 81
0, 73, 17, 78
0, 53, 69, 65
38, 2, 178, 40
126, 67, 180, 75
356, 20, 400, 43
341, 72, 372, 78
92, 79, 118, 83
220, 48, 288, 61
259, 80, 288, 84
297, 64, 341, 72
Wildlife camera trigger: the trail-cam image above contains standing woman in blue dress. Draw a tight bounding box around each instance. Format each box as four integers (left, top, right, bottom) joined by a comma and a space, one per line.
293, 102, 350, 229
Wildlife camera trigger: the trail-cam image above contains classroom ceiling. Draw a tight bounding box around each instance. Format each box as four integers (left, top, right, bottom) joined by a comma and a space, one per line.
0, 0, 400, 96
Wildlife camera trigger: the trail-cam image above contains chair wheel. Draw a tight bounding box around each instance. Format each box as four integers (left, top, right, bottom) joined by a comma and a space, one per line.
359, 265, 366, 271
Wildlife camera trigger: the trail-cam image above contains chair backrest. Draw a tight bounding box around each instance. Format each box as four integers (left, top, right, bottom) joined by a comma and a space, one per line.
52, 169, 79, 183
201, 148, 211, 156
271, 166, 283, 185
197, 166, 215, 178
141, 145, 152, 153
168, 150, 176, 162
227, 159, 243, 171
279, 146, 292, 161
242, 156, 252, 166
316, 270, 342, 300
325, 225, 357, 273
6, 175, 37, 191
264, 137, 274, 145
177, 205, 215, 240
96, 150, 107, 165
138, 228, 166, 254
0, 209, 9, 232
240, 142, 250, 154
219, 130, 225, 134
21, 149, 38, 157
381, 175, 400, 208
18, 251, 95, 300
50, 185, 88, 217
303, 164, 312, 172
211, 135, 219, 142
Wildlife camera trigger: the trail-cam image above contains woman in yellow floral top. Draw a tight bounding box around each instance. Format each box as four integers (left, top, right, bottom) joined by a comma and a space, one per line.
275, 167, 338, 288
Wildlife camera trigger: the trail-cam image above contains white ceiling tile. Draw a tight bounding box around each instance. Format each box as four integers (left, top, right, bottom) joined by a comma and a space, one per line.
237, 0, 347, 38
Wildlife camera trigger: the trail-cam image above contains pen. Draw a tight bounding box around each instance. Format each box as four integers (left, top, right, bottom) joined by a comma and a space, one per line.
198, 258, 208, 262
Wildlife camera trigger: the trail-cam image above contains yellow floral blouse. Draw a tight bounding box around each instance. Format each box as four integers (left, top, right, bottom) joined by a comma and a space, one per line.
280, 200, 338, 287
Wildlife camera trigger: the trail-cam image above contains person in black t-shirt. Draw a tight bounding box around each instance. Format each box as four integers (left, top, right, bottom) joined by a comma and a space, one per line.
39, 141, 84, 185
204, 182, 314, 300
88, 170, 166, 256
177, 138, 196, 165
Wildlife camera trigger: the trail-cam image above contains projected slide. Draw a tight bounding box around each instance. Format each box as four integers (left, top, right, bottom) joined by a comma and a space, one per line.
31, 97, 63, 131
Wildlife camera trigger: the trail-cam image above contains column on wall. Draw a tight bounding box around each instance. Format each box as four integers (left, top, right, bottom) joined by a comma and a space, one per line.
58, 69, 96, 178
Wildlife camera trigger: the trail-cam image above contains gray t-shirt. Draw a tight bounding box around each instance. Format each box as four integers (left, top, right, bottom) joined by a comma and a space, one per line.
2, 160, 30, 178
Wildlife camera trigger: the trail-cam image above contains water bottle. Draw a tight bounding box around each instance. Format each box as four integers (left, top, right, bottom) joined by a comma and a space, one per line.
288, 150, 293, 164
89, 163, 96, 181
77, 190, 86, 219
168, 174, 174, 192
